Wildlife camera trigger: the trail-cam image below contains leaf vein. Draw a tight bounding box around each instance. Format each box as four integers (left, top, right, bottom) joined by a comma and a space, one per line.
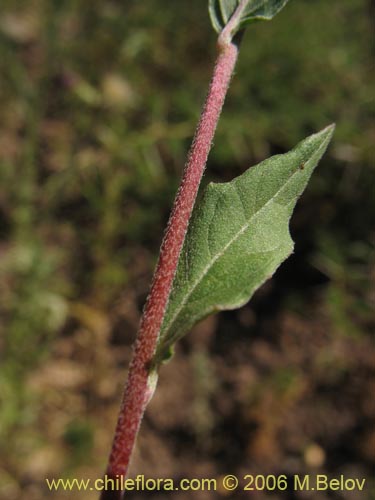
162, 164, 302, 337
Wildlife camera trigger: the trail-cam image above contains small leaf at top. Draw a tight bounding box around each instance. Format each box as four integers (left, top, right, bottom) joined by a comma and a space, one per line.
153, 125, 335, 367
209, 0, 290, 37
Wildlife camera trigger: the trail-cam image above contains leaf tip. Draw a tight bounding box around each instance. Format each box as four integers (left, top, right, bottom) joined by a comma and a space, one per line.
314, 122, 335, 139
323, 122, 336, 135
318, 124, 336, 154
302, 123, 335, 160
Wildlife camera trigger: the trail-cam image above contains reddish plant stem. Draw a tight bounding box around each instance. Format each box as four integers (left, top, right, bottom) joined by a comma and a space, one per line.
100, 40, 239, 500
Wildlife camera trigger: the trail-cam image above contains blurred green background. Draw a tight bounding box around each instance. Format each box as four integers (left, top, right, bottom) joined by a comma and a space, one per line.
0, 1, 374, 499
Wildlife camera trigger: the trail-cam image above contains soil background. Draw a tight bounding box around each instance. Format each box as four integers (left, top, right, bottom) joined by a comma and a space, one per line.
0, 1, 374, 499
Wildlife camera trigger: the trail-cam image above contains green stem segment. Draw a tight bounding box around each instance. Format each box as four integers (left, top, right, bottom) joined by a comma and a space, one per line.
218, 0, 248, 47
100, 39, 239, 500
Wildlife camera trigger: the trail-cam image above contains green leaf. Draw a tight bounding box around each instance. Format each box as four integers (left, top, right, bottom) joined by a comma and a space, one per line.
154, 125, 335, 366
209, 0, 290, 36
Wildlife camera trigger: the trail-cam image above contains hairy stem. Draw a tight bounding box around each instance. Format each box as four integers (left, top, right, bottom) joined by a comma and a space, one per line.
100, 39, 239, 500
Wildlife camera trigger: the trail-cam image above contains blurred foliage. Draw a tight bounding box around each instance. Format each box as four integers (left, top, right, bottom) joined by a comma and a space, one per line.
0, 0, 373, 498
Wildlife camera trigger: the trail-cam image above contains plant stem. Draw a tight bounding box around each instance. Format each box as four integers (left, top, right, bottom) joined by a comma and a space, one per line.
218, 0, 247, 48
100, 39, 239, 500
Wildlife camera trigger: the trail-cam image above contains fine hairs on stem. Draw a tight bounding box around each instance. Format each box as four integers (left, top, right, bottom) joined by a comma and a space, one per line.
99, 35, 239, 500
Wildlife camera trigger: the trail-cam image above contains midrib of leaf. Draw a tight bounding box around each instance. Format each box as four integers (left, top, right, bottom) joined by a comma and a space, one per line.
161, 156, 305, 338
